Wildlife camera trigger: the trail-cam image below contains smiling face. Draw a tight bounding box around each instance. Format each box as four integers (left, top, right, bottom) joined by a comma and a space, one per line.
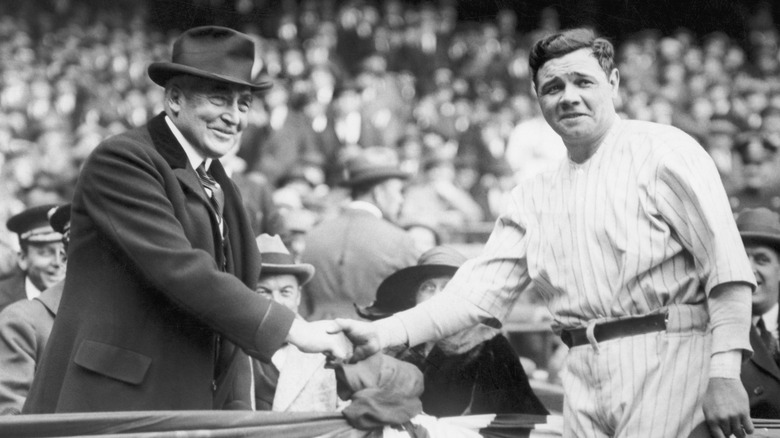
19, 241, 66, 291
745, 243, 780, 315
535, 48, 620, 156
167, 76, 254, 159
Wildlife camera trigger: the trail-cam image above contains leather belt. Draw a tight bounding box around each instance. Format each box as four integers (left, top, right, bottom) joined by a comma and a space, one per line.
560, 313, 667, 348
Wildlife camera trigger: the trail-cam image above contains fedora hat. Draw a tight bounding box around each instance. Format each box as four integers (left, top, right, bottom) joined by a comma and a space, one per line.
357, 246, 467, 320
148, 26, 272, 91
256, 234, 315, 285
736, 207, 780, 253
339, 153, 410, 187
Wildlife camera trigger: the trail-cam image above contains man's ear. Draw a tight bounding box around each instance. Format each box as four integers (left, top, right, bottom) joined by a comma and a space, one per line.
167, 86, 183, 116
16, 250, 28, 272
609, 68, 620, 97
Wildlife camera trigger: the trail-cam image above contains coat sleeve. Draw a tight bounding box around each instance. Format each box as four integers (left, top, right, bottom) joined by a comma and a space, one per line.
77, 138, 294, 361
0, 303, 39, 415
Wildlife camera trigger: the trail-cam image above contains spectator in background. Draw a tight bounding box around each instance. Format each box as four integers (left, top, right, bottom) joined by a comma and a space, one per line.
252, 234, 424, 431
301, 148, 418, 320
252, 234, 340, 412
243, 84, 323, 187
729, 131, 780, 213
735, 208, 780, 419
0, 203, 69, 415
357, 246, 549, 417
0, 204, 65, 313
400, 151, 484, 234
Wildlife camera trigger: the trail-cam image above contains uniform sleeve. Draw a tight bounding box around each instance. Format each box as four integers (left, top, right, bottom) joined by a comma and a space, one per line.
0, 304, 38, 415
654, 136, 754, 354
78, 139, 294, 361
395, 186, 532, 346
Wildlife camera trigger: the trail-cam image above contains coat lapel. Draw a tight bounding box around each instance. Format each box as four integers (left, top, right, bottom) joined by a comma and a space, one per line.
35, 280, 64, 317
272, 346, 327, 411
750, 327, 780, 381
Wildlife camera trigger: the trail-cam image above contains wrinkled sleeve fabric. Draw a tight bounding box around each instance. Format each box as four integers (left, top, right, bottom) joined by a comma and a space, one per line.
654, 136, 754, 356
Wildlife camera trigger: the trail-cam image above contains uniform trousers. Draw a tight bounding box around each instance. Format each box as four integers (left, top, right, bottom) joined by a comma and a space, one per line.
562, 305, 711, 437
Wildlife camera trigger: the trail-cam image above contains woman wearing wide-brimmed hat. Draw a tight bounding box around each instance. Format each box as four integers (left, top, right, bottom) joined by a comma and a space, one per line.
358, 246, 549, 417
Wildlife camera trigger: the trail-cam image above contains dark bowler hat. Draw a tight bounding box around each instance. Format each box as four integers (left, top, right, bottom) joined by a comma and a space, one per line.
339, 153, 410, 187
736, 207, 780, 253
48, 203, 71, 235
148, 26, 272, 91
256, 234, 315, 285
357, 246, 467, 320
6, 204, 63, 245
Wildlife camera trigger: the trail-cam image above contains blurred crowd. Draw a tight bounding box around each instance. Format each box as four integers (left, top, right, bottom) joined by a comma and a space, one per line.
1, 0, 780, 252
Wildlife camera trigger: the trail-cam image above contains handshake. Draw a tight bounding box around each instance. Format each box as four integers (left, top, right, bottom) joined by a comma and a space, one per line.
286, 317, 397, 364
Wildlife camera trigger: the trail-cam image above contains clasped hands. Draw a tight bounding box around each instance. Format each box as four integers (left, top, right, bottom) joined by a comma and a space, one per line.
285, 318, 386, 364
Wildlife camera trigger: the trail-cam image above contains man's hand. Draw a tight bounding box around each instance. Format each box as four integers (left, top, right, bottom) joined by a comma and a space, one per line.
331, 318, 384, 362
286, 319, 353, 361
702, 377, 753, 438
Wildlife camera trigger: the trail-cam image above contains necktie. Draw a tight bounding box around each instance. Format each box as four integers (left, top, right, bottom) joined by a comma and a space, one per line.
196, 163, 224, 219
757, 317, 780, 363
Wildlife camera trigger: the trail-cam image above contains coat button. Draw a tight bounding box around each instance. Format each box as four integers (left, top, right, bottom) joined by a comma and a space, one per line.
754, 386, 764, 395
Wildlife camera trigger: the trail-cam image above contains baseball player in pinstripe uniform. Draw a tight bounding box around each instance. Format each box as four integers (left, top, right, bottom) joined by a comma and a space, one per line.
335, 28, 756, 438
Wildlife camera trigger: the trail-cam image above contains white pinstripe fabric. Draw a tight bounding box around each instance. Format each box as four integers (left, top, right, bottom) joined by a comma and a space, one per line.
395, 117, 755, 436
441, 118, 754, 342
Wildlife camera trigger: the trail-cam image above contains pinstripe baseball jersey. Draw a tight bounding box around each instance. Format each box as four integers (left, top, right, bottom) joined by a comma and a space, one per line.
399, 117, 755, 354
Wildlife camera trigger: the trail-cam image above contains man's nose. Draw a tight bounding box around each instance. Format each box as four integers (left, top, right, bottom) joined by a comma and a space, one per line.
560, 83, 581, 105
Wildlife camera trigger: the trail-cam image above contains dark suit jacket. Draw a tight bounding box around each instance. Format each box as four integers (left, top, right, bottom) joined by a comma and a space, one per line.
0, 269, 26, 313
301, 208, 418, 320
23, 113, 295, 413
0, 280, 62, 415
741, 325, 780, 419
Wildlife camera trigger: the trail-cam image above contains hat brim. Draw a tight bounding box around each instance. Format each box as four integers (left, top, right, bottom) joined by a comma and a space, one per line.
356, 264, 458, 319
740, 231, 780, 253
338, 169, 410, 187
148, 62, 273, 91
260, 263, 315, 285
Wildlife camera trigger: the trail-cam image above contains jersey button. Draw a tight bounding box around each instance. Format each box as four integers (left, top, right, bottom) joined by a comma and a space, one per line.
754, 386, 764, 396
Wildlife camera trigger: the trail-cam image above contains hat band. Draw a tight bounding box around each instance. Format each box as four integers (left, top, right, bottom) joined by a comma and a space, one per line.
20, 227, 62, 242
740, 223, 780, 235
261, 252, 296, 265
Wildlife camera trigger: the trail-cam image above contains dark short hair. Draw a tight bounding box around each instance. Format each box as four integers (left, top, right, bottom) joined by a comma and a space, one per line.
529, 28, 616, 90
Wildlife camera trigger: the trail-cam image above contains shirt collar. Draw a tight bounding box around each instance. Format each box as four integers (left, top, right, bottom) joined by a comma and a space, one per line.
347, 200, 383, 219
762, 303, 779, 338
165, 115, 212, 171
25, 276, 42, 300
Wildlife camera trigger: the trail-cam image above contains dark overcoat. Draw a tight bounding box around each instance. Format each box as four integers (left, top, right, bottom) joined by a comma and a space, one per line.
23, 113, 294, 413
742, 325, 780, 419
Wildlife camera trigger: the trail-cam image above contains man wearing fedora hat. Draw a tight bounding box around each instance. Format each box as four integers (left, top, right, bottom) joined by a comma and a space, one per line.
251, 234, 339, 412
735, 208, 780, 419
23, 26, 350, 414
0, 204, 67, 314
0, 204, 70, 415
252, 234, 425, 429
301, 148, 419, 321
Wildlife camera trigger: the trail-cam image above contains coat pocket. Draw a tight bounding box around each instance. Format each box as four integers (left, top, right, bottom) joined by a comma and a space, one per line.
74, 340, 151, 385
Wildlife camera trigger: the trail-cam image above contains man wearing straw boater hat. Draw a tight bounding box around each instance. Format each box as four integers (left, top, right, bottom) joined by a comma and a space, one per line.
735, 208, 780, 419
23, 26, 350, 414
301, 148, 419, 321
